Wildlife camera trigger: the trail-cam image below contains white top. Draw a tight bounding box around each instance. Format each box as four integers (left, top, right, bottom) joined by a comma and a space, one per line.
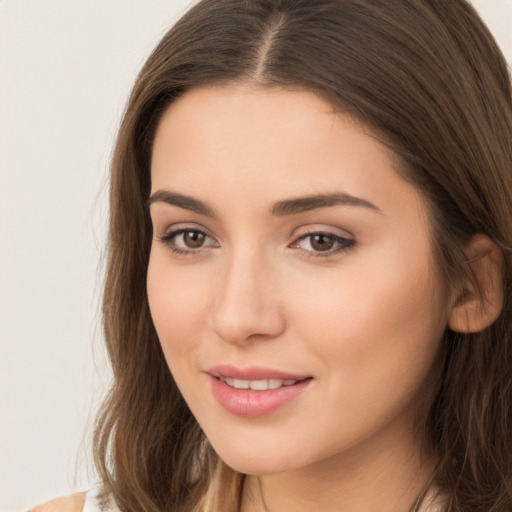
82, 483, 444, 511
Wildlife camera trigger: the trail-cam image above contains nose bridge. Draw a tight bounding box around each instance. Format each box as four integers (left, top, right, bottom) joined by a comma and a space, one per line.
212, 244, 284, 344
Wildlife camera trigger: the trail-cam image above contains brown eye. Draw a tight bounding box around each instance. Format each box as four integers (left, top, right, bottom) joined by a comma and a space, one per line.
309, 234, 335, 251
293, 232, 355, 257
183, 230, 206, 248
159, 228, 217, 254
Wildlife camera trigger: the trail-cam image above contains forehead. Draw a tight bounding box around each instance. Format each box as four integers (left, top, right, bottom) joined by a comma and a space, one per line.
152, 85, 344, 163
150, 84, 427, 225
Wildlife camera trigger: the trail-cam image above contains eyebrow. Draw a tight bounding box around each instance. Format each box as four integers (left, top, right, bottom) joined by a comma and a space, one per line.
148, 189, 381, 217
271, 192, 381, 216
148, 189, 216, 217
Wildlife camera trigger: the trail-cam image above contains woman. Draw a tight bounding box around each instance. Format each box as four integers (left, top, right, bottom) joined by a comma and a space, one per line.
32, 0, 512, 511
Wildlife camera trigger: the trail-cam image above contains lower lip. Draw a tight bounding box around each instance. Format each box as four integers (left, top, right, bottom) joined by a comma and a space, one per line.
208, 375, 311, 417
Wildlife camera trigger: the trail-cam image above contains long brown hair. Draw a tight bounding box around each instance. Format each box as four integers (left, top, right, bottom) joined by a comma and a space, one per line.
93, 1, 512, 510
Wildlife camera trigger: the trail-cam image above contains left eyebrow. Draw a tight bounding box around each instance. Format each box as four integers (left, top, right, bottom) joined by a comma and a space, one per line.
270, 192, 382, 216
148, 189, 216, 217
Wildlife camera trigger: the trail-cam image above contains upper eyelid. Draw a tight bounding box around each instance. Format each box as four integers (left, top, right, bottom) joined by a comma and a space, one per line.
293, 224, 355, 240
158, 222, 213, 237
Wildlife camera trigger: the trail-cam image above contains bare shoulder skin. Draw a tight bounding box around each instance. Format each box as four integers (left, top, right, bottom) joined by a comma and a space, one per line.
28, 492, 86, 512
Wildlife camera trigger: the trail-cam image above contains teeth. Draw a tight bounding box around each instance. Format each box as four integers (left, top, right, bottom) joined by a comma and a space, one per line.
268, 379, 283, 389
249, 379, 269, 390
219, 377, 298, 390
234, 379, 250, 389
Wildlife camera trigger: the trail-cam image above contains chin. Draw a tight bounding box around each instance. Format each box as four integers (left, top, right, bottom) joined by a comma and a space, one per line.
209, 438, 307, 476
221, 456, 291, 476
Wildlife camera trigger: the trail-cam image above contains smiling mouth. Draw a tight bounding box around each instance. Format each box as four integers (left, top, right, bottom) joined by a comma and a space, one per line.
209, 371, 313, 416
218, 376, 304, 391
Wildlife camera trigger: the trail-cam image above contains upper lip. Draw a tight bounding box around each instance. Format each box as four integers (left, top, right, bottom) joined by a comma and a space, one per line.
207, 364, 311, 381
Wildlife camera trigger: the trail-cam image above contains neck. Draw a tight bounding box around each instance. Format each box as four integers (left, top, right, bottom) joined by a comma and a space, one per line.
240, 426, 436, 512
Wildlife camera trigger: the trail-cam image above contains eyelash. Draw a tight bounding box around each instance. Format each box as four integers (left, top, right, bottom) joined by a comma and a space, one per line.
157, 228, 355, 259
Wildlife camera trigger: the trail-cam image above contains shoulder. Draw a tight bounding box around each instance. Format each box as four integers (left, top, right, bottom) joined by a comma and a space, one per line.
28, 492, 86, 512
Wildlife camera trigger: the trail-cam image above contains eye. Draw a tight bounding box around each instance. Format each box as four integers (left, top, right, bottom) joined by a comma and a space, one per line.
158, 228, 218, 255
291, 232, 355, 257
175, 230, 208, 249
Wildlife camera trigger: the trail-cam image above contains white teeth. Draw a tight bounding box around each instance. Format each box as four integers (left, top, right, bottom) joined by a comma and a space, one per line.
233, 379, 250, 389
249, 379, 268, 391
268, 379, 283, 390
219, 377, 299, 390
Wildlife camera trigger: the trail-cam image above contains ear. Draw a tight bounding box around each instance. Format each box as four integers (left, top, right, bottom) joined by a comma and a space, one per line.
448, 234, 504, 333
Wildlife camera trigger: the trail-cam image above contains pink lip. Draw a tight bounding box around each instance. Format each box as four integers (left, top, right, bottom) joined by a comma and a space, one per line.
206, 365, 312, 418
207, 364, 310, 381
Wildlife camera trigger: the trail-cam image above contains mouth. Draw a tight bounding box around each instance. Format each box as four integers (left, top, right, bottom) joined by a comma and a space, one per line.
207, 364, 311, 382
206, 365, 313, 417
217, 376, 307, 391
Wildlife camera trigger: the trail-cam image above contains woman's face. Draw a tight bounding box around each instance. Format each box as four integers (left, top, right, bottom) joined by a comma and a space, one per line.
147, 85, 450, 476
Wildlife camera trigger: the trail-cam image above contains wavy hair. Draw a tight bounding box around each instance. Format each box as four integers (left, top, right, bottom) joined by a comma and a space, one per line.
93, 1, 512, 510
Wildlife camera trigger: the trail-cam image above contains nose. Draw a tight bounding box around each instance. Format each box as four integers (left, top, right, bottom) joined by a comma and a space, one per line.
211, 250, 286, 345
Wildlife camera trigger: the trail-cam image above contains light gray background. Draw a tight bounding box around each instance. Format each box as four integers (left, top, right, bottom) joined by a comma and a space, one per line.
1, 1, 511, 511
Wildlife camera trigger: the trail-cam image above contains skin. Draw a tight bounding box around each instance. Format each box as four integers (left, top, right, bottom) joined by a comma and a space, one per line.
147, 84, 452, 512
29, 493, 85, 512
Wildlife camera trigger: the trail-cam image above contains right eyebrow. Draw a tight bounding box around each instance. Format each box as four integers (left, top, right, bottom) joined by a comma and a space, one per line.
147, 189, 217, 218
270, 192, 381, 216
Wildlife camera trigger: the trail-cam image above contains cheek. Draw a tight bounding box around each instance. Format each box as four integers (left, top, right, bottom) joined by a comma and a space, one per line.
289, 246, 447, 400
146, 250, 213, 362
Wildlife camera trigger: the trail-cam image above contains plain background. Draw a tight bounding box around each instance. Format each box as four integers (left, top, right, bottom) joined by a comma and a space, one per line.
0, 1, 511, 511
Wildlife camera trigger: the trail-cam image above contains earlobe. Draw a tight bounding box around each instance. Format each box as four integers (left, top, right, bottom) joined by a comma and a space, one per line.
448, 234, 504, 333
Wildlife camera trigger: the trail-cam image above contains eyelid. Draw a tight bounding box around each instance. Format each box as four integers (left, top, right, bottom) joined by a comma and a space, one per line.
292, 223, 354, 239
